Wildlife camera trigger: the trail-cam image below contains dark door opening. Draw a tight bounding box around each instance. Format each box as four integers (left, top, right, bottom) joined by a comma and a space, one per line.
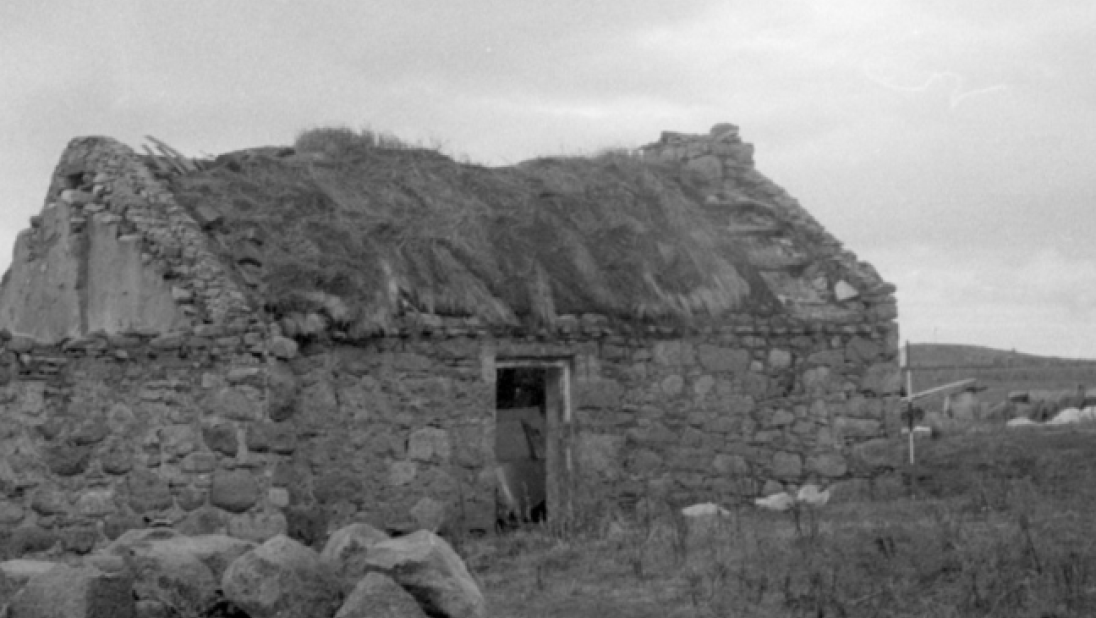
495, 367, 547, 527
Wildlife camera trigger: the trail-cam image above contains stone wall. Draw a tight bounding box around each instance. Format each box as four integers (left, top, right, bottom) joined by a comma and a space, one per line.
640, 124, 895, 323
0, 324, 283, 557
0, 301, 900, 553
0, 137, 251, 343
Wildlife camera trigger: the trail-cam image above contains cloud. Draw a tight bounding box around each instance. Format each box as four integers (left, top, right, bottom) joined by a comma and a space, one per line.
2, 0, 1096, 357
877, 245, 1096, 357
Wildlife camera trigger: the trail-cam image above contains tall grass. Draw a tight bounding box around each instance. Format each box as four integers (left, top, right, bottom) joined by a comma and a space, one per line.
470, 426, 1096, 617
294, 126, 420, 158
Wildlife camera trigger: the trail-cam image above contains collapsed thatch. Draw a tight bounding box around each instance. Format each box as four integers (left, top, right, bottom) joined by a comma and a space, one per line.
169, 132, 840, 332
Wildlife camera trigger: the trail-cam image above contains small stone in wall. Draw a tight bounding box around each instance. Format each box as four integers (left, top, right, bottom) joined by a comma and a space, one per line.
407, 427, 451, 463
44, 443, 92, 476
267, 363, 299, 422
834, 280, 859, 301
210, 470, 261, 514
30, 488, 70, 516
770, 409, 795, 427
177, 486, 208, 512
314, 472, 364, 505
768, 349, 793, 370
75, 489, 117, 518
697, 345, 750, 373
159, 424, 201, 459
660, 374, 685, 396
692, 374, 715, 399
845, 337, 882, 363
860, 363, 902, 396
178, 507, 229, 536
127, 470, 174, 513
0, 500, 25, 525
228, 511, 289, 543
181, 451, 218, 473
267, 488, 290, 508
712, 453, 749, 475
202, 423, 239, 456
208, 387, 262, 422
772, 451, 802, 479
410, 497, 448, 533
269, 336, 299, 360
806, 453, 848, 477
389, 461, 418, 487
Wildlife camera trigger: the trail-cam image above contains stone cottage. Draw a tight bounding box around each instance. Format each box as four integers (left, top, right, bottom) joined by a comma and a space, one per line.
0, 123, 900, 549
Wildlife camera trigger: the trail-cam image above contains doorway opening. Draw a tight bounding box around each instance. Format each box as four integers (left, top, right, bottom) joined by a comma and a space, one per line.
494, 361, 572, 529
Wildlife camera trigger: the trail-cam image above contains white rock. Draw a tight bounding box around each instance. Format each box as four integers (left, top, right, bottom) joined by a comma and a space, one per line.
1048, 407, 1082, 425
0, 559, 60, 585
1007, 417, 1039, 428
796, 484, 831, 507
680, 502, 730, 518
834, 280, 859, 301
754, 492, 796, 512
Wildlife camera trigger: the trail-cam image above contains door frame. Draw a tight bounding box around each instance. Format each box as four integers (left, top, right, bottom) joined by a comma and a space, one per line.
495, 357, 574, 522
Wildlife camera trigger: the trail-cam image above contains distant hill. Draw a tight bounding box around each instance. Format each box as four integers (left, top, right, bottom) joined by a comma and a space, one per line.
907, 343, 1096, 369
906, 344, 1096, 405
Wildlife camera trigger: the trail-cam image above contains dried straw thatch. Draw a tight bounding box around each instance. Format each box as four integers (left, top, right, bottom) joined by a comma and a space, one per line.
169, 131, 818, 332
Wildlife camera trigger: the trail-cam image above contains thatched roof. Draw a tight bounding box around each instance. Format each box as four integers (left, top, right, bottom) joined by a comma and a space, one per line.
166, 127, 887, 332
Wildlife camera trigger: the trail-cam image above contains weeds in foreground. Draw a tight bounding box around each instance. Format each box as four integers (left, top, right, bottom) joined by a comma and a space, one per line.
475, 476, 1096, 618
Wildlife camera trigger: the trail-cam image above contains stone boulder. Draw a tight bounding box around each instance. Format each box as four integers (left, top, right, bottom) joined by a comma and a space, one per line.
0, 560, 60, 587
335, 572, 428, 618
7, 564, 135, 618
104, 531, 220, 617
222, 534, 343, 618
321, 522, 390, 589
363, 530, 485, 618
108, 531, 255, 580
0, 569, 19, 614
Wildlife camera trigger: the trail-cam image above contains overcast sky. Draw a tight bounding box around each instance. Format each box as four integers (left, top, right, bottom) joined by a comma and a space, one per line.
3, 0, 1095, 357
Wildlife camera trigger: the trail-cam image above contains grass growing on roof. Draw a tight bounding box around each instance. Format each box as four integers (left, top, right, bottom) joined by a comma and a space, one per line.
170, 125, 799, 331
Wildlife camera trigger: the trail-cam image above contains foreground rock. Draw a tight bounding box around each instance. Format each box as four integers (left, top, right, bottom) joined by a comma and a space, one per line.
321, 522, 390, 590
364, 530, 485, 618
0, 560, 59, 587
109, 529, 255, 580
222, 534, 343, 618
8, 564, 134, 618
98, 529, 256, 616
335, 572, 428, 618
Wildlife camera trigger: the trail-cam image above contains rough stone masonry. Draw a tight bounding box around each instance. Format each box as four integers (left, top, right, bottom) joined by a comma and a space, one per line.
0, 123, 901, 554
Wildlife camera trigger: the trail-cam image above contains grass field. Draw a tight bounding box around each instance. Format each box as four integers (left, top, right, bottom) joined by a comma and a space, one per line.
464, 424, 1096, 617
906, 344, 1096, 408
